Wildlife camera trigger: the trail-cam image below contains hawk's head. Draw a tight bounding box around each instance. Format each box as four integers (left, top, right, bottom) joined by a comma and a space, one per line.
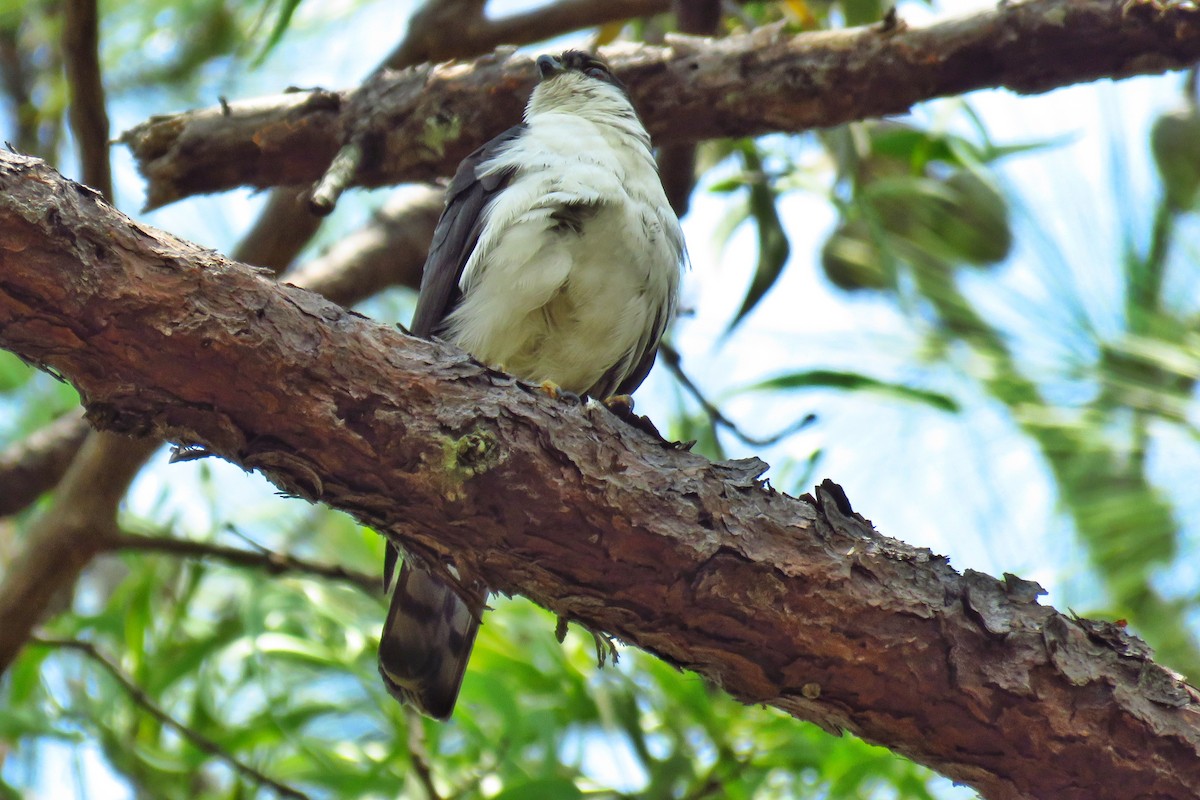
526, 51, 636, 123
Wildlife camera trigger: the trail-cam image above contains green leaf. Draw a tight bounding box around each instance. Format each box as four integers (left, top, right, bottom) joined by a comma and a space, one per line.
253, 0, 303, 65
1152, 106, 1200, 210
6, 643, 50, 705
490, 777, 582, 800
746, 370, 959, 413
726, 145, 790, 334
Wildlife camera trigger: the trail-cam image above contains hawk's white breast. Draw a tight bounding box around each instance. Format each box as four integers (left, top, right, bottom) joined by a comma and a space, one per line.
444, 80, 683, 397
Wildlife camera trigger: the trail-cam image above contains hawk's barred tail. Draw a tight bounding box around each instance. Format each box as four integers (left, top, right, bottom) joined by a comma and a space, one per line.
378, 562, 480, 720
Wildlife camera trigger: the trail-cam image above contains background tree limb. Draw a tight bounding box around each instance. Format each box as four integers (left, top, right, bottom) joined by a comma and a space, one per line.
120, 0, 1200, 209
3, 150, 1199, 800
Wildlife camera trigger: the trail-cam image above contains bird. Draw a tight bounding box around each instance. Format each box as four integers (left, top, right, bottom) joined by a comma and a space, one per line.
378, 50, 685, 720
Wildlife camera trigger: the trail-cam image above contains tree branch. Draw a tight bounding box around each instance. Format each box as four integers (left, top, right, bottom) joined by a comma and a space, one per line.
0, 175, 439, 670
61, 0, 112, 201
119, 0, 1200, 209
3, 152, 1199, 800
0, 409, 90, 516
108, 531, 379, 593
0, 185, 443, 521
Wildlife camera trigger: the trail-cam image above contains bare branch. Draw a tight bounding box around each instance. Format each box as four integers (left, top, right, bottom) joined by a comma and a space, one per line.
3, 150, 1199, 800
120, 0, 1200, 209
306, 142, 363, 216
31, 637, 310, 800
61, 0, 112, 201
658, 344, 815, 448
404, 712, 444, 800
657, 0, 722, 215
108, 531, 379, 593
0, 410, 90, 516
284, 185, 441, 306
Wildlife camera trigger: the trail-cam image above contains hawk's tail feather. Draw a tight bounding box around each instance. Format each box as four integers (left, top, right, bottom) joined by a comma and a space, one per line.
379, 561, 480, 720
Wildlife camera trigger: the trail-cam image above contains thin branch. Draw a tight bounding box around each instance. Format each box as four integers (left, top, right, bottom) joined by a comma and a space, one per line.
284, 185, 442, 305
119, 0, 1200, 208
659, 344, 815, 447
108, 531, 379, 594
405, 711, 444, 800
3, 150, 1200, 799
306, 141, 363, 216
31, 637, 310, 800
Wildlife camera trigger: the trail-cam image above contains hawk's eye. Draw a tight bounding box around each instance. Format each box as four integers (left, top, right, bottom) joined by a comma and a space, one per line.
585, 66, 609, 79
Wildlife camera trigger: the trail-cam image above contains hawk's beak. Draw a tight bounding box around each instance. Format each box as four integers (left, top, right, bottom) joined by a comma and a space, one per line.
536, 55, 563, 80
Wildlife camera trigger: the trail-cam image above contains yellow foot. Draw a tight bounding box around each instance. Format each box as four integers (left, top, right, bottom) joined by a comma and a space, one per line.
520, 379, 581, 403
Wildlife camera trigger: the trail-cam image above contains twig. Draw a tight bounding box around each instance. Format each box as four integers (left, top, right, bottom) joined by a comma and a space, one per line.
405, 711, 444, 800
658, 344, 814, 447
30, 637, 311, 800
307, 141, 363, 216
108, 531, 379, 594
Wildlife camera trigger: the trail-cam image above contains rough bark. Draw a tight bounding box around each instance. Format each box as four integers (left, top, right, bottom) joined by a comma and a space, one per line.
119, 0, 1200, 209
3, 152, 1200, 800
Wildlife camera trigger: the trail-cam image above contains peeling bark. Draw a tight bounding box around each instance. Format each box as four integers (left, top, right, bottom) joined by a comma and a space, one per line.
119, 0, 1200, 209
3, 151, 1200, 800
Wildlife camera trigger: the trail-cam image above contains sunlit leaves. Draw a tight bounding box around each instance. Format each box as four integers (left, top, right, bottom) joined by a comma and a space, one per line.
821, 121, 1018, 297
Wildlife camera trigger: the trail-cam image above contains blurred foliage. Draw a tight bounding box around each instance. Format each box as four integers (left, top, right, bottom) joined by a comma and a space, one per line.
792, 104, 1200, 671
3, 0, 1200, 798
2, 504, 947, 798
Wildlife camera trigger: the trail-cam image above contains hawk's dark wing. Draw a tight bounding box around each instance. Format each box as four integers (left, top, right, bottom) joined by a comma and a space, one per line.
380, 126, 524, 720
409, 125, 526, 338
384, 124, 525, 594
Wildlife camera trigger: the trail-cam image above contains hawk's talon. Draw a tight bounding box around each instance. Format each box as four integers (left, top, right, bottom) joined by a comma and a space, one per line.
602, 394, 635, 416
528, 380, 581, 404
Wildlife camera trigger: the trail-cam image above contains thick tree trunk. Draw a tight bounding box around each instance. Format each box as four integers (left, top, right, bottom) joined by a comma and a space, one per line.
2, 151, 1199, 800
